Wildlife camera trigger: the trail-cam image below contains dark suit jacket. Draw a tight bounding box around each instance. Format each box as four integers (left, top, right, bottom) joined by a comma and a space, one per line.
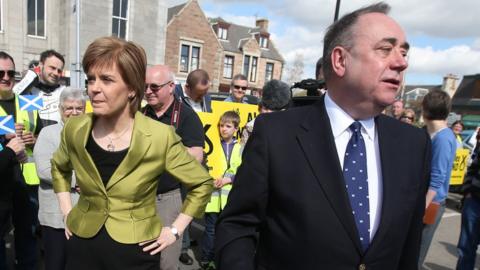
215, 98, 431, 270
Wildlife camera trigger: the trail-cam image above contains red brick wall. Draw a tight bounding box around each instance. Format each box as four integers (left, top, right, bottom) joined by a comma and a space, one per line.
165, 0, 222, 91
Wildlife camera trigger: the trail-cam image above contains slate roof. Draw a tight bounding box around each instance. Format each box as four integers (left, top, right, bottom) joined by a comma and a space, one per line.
210, 17, 284, 62
452, 74, 480, 107
167, 3, 186, 24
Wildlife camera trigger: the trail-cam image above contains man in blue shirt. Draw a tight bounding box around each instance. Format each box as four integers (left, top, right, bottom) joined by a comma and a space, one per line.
418, 90, 457, 268
224, 74, 249, 104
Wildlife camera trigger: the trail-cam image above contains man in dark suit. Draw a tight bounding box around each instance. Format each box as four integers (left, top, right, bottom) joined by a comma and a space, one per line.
215, 2, 431, 270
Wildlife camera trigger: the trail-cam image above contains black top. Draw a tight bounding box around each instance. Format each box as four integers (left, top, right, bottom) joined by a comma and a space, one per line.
0, 146, 16, 206
142, 99, 204, 194
0, 96, 44, 135
86, 135, 129, 186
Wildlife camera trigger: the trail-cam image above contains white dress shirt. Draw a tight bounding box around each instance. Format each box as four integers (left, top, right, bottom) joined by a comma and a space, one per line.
324, 92, 383, 241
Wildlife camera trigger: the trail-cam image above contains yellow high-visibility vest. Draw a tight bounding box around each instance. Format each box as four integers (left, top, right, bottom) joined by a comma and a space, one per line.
0, 95, 40, 185
205, 142, 242, 213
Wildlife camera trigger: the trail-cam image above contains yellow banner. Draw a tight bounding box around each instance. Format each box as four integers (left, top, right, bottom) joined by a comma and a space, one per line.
211, 100, 258, 141
198, 112, 224, 179
450, 148, 470, 185
198, 101, 258, 179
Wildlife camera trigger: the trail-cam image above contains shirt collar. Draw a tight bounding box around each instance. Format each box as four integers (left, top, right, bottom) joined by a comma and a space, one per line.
324, 92, 375, 140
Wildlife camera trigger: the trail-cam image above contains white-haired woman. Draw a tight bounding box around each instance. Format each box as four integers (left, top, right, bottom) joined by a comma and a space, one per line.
33, 87, 87, 270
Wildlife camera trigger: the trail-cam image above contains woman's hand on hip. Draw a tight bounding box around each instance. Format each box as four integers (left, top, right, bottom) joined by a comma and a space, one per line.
63, 214, 73, 240
140, 227, 177, 255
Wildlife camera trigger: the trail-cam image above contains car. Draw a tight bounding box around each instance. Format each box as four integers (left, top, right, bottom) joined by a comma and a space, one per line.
209, 92, 259, 105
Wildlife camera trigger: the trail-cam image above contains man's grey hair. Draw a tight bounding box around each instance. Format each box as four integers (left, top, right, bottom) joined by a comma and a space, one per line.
322, 2, 391, 80
59, 87, 87, 108
230, 74, 248, 87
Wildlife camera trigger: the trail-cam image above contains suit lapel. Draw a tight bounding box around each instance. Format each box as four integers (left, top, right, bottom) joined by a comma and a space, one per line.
296, 97, 363, 254
73, 113, 107, 195
106, 112, 152, 190
368, 115, 400, 251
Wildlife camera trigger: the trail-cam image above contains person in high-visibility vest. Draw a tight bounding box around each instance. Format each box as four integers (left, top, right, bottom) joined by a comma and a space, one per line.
0, 51, 43, 269
200, 111, 242, 270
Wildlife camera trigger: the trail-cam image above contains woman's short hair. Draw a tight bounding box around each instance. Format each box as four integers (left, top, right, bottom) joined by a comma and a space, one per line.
59, 87, 87, 108
82, 37, 147, 115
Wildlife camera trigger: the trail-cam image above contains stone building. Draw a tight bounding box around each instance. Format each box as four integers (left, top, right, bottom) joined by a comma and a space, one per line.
165, 0, 284, 93
0, 0, 167, 77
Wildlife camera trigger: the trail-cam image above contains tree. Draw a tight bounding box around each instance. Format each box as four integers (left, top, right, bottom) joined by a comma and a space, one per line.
285, 53, 304, 85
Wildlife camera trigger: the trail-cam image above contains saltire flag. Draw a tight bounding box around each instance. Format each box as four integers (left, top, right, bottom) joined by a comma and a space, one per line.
0, 115, 15, 135
19, 95, 43, 111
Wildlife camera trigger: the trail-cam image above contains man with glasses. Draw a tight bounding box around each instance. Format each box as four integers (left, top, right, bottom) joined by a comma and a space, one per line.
0, 51, 43, 270
142, 65, 205, 270
224, 74, 249, 103
25, 50, 66, 127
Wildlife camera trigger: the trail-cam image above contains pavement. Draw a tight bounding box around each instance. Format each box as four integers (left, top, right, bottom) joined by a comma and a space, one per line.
3, 193, 480, 270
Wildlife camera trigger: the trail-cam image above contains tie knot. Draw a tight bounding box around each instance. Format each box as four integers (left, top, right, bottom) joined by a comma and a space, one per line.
349, 121, 362, 134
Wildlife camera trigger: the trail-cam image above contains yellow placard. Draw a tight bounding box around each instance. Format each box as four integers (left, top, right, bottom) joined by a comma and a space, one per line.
85, 100, 93, 113
450, 148, 470, 185
198, 112, 224, 179
198, 101, 259, 179
211, 100, 258, 141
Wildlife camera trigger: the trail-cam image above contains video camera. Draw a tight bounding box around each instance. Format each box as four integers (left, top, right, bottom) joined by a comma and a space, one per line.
291, 79, 325, 107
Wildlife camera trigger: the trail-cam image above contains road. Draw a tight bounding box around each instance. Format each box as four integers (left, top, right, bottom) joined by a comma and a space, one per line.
3, 194, 479, 270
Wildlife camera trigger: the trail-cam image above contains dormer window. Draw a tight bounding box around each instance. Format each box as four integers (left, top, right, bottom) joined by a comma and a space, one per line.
259, 36, 268, 48
218, 27, 228, 40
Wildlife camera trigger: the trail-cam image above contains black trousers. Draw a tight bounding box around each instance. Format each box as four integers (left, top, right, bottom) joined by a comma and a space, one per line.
42, 226, 67, 270
66, 227, 160, 270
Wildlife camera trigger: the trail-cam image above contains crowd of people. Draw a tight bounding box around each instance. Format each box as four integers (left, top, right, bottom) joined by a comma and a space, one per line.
0, 2, 479, 270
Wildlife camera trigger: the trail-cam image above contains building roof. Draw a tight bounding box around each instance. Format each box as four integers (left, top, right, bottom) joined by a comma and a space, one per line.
452, 74, 480, 107
167, 3, 186, 24
210, 17, 284, 62
403, 84, 441, 92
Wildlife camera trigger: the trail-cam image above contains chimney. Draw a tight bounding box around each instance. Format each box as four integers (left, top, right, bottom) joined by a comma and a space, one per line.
256, 19, 269, 32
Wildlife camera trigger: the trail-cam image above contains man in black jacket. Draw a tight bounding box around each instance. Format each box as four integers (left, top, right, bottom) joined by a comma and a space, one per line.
456, 131, 480, 269
215, 2, 430, 269
0, 134, 25, 269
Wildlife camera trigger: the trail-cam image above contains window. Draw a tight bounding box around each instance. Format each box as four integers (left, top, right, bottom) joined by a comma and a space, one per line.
250, 57, 258, 82
243, 55, 250, 78
0, 0, 3, 32
180, 44, 201, 73
265, 63, 274, 82
27, 0, 45, 37
112, 0, 128, 39
259, 37, 268, 48
223, 56, 234, 79
243, 55, 258, 82
218, 27, 227, 40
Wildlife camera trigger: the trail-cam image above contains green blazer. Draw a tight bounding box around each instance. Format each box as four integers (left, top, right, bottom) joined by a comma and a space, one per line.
52, 112, 213, 244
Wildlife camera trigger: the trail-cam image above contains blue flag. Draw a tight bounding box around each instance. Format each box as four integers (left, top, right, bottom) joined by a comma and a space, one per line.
0, 115, 15, 135
19, 95, 43, 111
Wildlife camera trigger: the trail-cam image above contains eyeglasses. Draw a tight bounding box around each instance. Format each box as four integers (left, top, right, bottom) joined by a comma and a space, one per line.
0, 70, 15, 79
233, 85, 248, 91
145, 81, 172, 92
401, 116, 414, 121
63, 106, 85, 113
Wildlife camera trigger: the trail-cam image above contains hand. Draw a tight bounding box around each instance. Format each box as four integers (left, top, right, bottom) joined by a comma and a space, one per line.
14, 123, 24, 137
6, 136, 25, 155
63, 213, 73, 240
140, 227, 177, 255
21, 132, 36, 146
214, 177, 232, 188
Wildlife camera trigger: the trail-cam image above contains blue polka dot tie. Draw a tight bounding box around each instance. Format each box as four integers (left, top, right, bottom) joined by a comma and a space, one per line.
343, 121, 370, 252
